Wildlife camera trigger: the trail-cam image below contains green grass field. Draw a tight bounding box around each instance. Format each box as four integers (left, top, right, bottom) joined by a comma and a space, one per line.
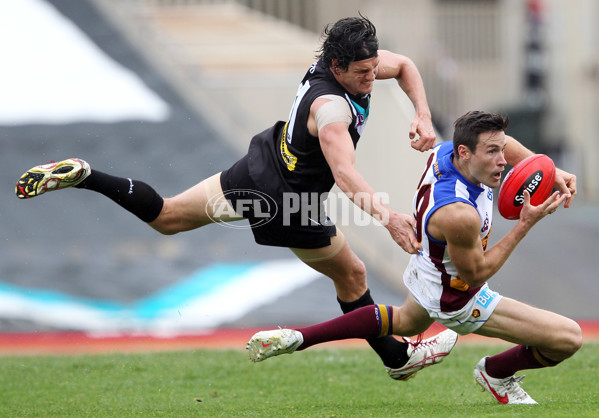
1, 342, 597, 417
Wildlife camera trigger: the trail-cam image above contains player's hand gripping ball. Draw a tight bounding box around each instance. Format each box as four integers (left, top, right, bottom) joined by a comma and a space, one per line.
498, 154, 556, 220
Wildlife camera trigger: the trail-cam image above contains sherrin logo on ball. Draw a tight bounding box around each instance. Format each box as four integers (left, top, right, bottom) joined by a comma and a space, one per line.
498, 154, 556, 220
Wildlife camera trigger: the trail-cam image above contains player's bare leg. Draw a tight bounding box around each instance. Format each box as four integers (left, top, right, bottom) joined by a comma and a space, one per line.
476, 297, 582, 360
150, 173, 242, 234
290, 231, 367, 302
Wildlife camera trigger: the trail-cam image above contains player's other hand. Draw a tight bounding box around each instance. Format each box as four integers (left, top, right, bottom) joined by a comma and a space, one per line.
409, 113, 436, 152
554, 167, 576, 208
386, 212, 422, 254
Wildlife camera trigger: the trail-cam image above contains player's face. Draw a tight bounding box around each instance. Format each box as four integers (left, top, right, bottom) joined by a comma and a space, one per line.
334, 57, 379, 95
469, 131, 507, 188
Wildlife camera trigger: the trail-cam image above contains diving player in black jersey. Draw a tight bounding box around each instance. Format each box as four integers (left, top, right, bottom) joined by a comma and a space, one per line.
15, 16, 450, 378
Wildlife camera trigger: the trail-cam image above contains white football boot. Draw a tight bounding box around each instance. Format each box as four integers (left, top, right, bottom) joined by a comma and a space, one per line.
473, 357, 537, 404
386, 329, 458, 381
246, 329, 304, 363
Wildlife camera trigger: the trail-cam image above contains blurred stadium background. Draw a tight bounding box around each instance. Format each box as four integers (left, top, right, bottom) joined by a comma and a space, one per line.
1, 0, 597, 343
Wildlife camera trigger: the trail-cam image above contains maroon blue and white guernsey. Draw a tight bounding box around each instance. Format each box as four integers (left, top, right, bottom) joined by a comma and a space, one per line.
404, 140, 495, 314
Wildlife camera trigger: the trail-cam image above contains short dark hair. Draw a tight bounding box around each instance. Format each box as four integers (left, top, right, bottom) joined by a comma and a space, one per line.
452, 111, 509, 155
316, 15, 379, 71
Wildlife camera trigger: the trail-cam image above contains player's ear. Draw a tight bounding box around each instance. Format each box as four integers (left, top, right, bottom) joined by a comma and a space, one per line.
457, 144, 472, 161
331, 59, 341, 75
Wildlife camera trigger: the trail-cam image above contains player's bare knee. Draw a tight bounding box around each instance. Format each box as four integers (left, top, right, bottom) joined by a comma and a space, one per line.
350, 258, 367, 288
148, 210, 182, 236
149, 219, 179, 236
549, 319, 583, 359
338, 258, 367, 298
563, 320, 583, 356
148, 199, 191, 235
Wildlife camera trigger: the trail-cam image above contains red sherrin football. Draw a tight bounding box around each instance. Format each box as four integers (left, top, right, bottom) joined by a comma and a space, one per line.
498, 154, 556, 220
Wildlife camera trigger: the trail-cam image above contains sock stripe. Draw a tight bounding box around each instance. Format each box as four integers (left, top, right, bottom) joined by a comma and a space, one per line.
530, 346, 560, 367
376, 304, 393, 338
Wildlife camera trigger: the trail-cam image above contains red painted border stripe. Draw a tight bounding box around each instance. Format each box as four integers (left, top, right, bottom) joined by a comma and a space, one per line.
0, 321, 596, 356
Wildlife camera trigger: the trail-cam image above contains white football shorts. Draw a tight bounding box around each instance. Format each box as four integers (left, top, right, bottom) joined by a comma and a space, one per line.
404, 262, 503, 335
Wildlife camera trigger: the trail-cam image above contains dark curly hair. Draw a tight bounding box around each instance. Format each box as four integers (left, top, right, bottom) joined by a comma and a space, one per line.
316, 15, 379, 71
453, 111, 509, 156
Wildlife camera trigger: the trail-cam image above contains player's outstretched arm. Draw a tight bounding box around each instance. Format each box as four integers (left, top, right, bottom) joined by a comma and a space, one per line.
319, 121, 421, 254
376, 50, 436, 151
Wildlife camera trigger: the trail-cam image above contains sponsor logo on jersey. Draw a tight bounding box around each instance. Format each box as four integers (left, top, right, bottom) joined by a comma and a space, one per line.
279, 121, 298, 171
433, 161, 441, 179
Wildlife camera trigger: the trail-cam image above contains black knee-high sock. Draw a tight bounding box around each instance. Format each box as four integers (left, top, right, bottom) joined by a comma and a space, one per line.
338, 289, 409, 368
75, 170, 164, 222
